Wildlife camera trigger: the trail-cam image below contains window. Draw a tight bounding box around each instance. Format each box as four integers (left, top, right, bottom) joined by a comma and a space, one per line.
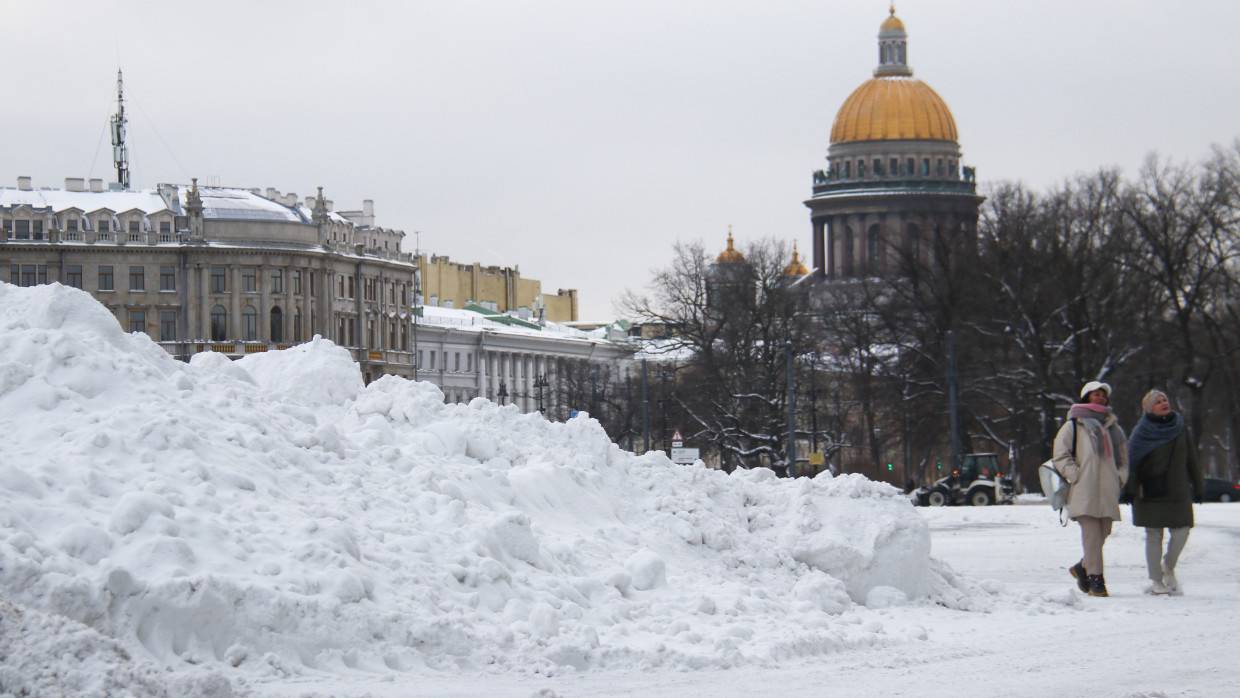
242, 268, 257, 293
858, 160, 866, 178
921, 158, 930, 176
890, 157, 898, 176
270, 306, 284, 343
210, 266, 227, 293
867, 225, 881, 272
158, 221, 173, 242
160, 310, 177, 341
367, 319, 375, 348
936, 158, 944, 176
293, 270, 302, 295
66, 218, 80, 240
99, 265, 114, 291
33, 220, 44, 240
2, 220, 11, 236
129, 266, 145, 292
400, 323, 408, 351
210, 305, 227, 341
128, 309, 146, 334
348, 318, 355, 346
338, 275, 345, 298
293, 311, 302, 342
389, 320, 396, 348
15, 220, 30, 240
272, 269, 283, 294
418, 350, 424, 369
97, 219, 110, 240
338, 318, 347, 344
873, 158, 883, 176
389, 283, 395, 304
65, 265, 83, 289
454, 352, 461, 372
10, 264, 47, 287
430, 351, 436, 370
467, 353, 472, 372
242, 306, 257, 341
128, 220, 141, 242
843, 161, 851, 178
160, 266, 176, 292
348, 276, 355, 298
400, 284, 407, 306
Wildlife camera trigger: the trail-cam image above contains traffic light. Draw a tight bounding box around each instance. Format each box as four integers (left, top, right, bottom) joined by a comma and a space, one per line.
936, 461, 943, 471
886, 463, 894, 472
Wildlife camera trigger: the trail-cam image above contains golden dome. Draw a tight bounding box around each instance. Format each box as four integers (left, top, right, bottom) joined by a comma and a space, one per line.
829, 78, 958, 144
783, 242, 809, 276
716, 228, 746, 264
880, 6, 905, 33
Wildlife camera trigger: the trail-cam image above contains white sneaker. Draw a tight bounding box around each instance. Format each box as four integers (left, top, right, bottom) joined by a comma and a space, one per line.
1148, 579, 1170, 595
1162, 564, 1179, 593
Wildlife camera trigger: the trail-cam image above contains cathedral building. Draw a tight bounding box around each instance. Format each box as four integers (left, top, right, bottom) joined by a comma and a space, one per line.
805, 7, 982, 278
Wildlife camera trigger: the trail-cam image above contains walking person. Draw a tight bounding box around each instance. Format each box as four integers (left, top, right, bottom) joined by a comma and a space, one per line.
1052, 381, 1129, 597
1122, 390, 1202, 595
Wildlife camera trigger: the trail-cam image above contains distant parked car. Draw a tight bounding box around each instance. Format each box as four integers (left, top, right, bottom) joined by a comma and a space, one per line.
1202, 478, 1240, 503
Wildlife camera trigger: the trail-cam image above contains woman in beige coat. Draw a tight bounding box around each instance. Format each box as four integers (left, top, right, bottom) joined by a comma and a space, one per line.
1051, 381, 1129, 597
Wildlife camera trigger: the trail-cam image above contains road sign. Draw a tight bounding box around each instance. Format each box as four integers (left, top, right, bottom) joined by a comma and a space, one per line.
671, 429, 684, 448
808, 451, 825, 467
670, 447, 699, 464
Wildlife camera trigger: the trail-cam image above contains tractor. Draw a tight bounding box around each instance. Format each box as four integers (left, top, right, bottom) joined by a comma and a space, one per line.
914, 453, 1015, 506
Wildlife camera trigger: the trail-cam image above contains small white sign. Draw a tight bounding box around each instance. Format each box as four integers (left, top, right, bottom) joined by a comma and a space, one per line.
670, 447, 699, 464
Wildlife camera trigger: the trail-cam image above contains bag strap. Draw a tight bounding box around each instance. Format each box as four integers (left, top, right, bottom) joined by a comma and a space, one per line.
1071, 418, 1078, 460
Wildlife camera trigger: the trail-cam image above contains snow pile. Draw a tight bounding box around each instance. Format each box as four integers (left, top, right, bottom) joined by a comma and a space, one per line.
0, 282, 983, 688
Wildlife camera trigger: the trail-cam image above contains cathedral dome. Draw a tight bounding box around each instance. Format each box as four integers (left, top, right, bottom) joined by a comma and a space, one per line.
829, 78, 958, 144
716, 229, 745, 264
783, 242, 809, 276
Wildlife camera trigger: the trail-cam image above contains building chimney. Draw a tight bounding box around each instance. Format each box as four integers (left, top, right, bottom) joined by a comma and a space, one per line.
305, 195, 315, 208
65, 177, 85, 192
89, 178, 105, 193
265, 187, 279, 200
363, 199, 374, 218
17, 176, 32, 191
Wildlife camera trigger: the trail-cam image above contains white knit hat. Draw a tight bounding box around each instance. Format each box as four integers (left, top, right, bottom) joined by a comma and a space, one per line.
1080, 381, 1112, 399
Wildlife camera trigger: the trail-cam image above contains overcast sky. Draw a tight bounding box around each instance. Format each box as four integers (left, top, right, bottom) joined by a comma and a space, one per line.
7, 1, 1240, 319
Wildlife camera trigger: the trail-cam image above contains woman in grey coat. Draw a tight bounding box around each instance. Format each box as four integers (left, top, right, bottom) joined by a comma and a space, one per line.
1052, 381, 1129, 597
1123, 390, 1203, 595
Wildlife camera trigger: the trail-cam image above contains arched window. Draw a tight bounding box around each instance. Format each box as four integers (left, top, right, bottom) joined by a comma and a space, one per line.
898, 44, 906, 63
858, 160, 866, 178
906, 158, 915, 176
867, 225, 881, 272
843, 161, 852, 178
843, 227, 855, 276
210, 305, 227, 342
270, 306, 284, 343
242, 306, 257, 341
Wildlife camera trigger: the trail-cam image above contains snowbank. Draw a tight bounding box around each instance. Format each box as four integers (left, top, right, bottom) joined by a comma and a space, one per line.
0, 282, 980, 688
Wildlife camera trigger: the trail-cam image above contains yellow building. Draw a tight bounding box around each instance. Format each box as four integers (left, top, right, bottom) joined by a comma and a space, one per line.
417, 254, 579, 322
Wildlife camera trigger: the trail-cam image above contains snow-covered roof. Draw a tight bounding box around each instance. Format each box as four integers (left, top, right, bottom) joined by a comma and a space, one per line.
417, 305, 634, 348
0, 187, 170, 214
181, 187, 308, 223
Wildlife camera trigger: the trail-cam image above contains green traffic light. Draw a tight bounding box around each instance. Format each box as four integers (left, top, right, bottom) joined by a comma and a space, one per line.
886, 463, 894, 471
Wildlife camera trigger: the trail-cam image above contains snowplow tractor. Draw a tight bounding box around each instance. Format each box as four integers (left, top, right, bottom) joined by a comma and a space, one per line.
914, 453, 1015, 506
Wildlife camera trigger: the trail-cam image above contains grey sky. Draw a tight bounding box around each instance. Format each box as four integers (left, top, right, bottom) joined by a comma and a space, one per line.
7, 1, 1240, 319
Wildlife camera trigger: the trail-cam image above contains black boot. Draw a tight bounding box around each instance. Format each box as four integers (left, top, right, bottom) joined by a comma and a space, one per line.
1069, 561, 1089, 593
1087, 574, 1108, 597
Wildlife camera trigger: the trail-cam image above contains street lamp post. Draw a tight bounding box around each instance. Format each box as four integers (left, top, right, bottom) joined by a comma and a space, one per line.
534, 372, 549, 413
498, 380, 508, 406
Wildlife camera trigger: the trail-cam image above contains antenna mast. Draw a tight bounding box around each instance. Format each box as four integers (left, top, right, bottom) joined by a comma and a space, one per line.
110, 68, 130, 190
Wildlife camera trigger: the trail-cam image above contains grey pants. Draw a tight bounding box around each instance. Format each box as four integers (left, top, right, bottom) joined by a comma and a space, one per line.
1145, 527, 1191, 581
1077, 515, 1114, 575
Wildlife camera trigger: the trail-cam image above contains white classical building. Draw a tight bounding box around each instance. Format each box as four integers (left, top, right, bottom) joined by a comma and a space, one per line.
0, 175, 633, 412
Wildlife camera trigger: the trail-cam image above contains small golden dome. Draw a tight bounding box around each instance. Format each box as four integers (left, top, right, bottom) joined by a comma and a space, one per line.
783, 242, 809, 276
716, 228, 746, 264
829, 77, 958, 144
880, 6, 905, 33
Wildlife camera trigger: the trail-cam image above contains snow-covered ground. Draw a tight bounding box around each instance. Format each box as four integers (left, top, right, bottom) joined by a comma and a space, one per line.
1, 282, 1236, 697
